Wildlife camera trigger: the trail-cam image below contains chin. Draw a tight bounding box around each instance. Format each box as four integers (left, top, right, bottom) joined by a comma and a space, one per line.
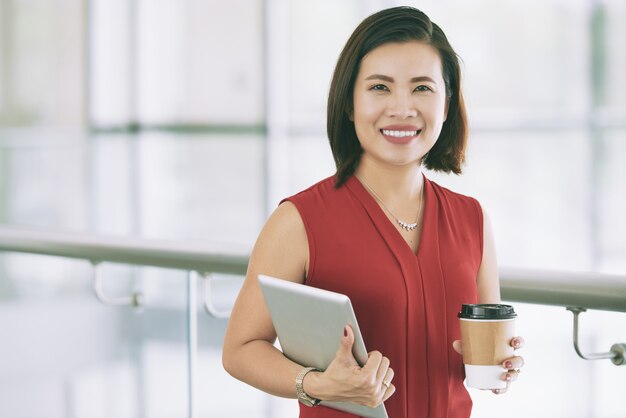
383, 157, 423, 167
386, 151, 428, 166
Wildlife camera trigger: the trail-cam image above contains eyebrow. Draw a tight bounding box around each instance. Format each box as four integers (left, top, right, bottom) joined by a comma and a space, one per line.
364, 74, 437, 83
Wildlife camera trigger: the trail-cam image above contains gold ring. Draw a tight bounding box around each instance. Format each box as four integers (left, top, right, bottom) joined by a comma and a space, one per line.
383, 379, 391, 389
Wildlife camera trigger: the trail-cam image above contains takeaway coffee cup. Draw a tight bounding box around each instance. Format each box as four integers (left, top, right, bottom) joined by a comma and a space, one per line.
458, 304, 517, 390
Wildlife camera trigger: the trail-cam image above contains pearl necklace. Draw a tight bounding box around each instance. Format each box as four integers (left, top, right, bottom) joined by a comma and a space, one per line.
358, 176, 424, 232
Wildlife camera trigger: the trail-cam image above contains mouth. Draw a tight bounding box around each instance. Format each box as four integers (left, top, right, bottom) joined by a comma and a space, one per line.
380, 128, 422, 144
381, 129, 420, 138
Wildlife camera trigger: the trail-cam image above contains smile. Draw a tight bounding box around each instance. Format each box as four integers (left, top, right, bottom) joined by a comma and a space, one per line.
381, 129, 419, 137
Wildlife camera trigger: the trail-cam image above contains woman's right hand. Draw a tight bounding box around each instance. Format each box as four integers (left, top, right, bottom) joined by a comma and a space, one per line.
304, 325, 396, 408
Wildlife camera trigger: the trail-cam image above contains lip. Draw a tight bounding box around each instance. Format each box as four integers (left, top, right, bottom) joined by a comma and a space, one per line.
380, 125, 422, 145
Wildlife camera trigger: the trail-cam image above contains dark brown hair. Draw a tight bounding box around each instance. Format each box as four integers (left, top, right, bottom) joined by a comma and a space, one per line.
327, 6, 468, 187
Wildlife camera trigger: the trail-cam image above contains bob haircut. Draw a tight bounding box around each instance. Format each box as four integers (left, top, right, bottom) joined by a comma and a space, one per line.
327, 6, 468, 187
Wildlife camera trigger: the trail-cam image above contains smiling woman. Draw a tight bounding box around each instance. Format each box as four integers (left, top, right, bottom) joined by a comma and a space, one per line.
222, 6, 524, 418
326, 14, 467, 189
352, 42, 449, 170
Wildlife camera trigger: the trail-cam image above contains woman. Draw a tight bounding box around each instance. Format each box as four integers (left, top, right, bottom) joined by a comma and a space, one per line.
223, 6, 524, 418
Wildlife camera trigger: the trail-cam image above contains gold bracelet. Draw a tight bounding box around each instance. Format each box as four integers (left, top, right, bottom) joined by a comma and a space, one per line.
295, 367, 321, 407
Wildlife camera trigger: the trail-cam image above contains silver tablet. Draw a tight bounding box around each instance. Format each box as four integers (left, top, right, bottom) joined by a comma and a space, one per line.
258, 274, 389, 418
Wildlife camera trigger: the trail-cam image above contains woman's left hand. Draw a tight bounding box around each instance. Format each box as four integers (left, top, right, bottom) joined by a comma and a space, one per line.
452, 335, 525, 394
494, 336, 525, 395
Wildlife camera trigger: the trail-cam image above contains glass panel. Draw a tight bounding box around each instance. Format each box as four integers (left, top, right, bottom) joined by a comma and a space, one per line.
287, 134, 335, 194
0, 0, 84, 127
427, 130, 594, 270
0, 129, 90, 230
136, 0, 264, 125
603, 0, 626, 111
288, 0, 363, 128
0, 129, 265, 304
598, 129, 626, 274
408, 0, 590, 125
0, 250, 137, 417
0, 138, 7, 223
89, 0, 133, 126
0, 1, 5, 114
0, 130, 265, 247
94, 132, 264, 248
288, 0, 590, 129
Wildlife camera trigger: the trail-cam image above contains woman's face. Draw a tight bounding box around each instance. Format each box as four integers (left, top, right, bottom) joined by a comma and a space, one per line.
352, 41, 448, 169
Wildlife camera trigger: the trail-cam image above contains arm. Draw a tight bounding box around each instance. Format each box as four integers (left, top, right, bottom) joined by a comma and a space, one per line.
452, 205, 500, 355
222, 201, 395, 406
466, 205, 525, 394
222, 201, 310, 398
476, 206, 501, 304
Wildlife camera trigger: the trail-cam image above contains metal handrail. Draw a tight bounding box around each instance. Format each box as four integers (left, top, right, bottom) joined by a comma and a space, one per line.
1, 224, 625, 367
0, 225, 249, 276
0, 225, 624, 312
499, 267, 626, 313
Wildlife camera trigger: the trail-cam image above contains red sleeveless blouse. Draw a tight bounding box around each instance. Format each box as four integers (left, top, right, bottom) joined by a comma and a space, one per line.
284, 174, 482, 418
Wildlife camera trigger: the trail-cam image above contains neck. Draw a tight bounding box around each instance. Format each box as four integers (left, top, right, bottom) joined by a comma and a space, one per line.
354, 158, 424, 201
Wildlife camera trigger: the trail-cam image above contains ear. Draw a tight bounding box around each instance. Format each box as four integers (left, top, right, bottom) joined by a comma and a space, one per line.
348, 109, 354, 122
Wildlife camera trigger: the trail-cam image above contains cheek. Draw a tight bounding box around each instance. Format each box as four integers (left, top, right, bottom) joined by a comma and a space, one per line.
354, 109, 381, 136
353, 92, 382, 123
425, 98, 448, 124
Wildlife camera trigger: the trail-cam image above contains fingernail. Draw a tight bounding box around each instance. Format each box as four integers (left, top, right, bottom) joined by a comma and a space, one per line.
513, 339, 521, 348
344, 326, 348, 337
493, 389, 501, 394
504, 361, 512, 369
504, 374, 511, 382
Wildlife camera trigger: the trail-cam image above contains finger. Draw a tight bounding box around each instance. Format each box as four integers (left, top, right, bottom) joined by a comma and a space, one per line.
380, 368, 396, 403
375, 356, 391, 382
492, 380, 510, 395
452, 340, 463, 355
333, 326, 360, 369
501, 369, 520, 383
510, 336, 525, 349
382, 383, 396, 403
338, 325, 356, 357
380, 367, 394, 391
362, 350, 384, 374
502, 356, 525, 370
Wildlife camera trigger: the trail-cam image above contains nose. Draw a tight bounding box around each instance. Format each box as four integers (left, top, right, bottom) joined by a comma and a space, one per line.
386, 92, 418, 119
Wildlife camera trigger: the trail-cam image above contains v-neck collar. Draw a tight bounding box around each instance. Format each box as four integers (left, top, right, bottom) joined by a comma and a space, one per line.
346, 173, 432, 258
345, 173, 452, 415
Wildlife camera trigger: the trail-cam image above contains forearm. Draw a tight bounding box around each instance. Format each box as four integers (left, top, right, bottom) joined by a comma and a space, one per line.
223, 339, 303, 399
224, 329, 395, 408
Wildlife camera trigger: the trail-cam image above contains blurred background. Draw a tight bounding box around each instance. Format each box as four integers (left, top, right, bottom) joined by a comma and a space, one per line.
0, 0, 625, 417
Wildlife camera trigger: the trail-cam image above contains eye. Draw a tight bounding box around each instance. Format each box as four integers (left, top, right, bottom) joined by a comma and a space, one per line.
414, 85, 434, 93
369, 84, 389, 92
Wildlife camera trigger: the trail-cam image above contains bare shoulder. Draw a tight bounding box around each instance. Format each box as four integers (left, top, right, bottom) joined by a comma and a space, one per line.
224, 201, 309, 348
263, 200, 306, 240
249, 200, 309, 283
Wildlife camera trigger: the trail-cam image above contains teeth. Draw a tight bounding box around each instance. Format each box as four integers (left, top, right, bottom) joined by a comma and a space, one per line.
382, 129, 418, 137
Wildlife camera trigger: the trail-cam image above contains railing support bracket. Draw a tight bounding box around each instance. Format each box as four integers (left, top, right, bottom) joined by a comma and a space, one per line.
566, 307, 625, 365
200, 272, 232, 319
92, 261, 144, 308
